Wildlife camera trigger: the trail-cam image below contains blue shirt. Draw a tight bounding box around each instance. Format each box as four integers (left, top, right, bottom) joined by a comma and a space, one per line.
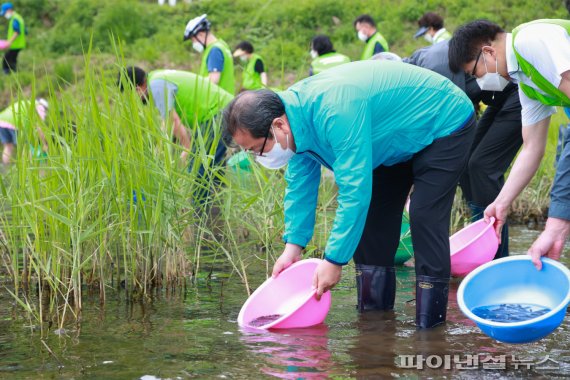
278, 60, 474, 265
207, 47, 224, 73
11, 18, 20, 34
373, 41, 384, 54
550, 130, 570, 220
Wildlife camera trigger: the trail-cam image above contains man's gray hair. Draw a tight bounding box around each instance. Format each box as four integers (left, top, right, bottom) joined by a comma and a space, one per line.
222, 90, 285, 146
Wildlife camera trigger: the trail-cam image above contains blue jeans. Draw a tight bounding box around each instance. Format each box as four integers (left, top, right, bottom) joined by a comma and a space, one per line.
0, 127, 16, 145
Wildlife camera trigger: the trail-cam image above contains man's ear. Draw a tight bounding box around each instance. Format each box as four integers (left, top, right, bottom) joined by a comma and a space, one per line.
482, 45, 496, 58
272, 116, 290, 134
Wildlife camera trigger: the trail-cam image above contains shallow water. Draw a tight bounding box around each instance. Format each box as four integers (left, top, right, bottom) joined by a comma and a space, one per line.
248, 314, 283, 328
472, 304, 551, 323
1, 226, 569, 379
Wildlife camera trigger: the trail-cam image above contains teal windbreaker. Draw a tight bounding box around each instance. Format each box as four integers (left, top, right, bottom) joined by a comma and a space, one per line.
278, 60, 474, 265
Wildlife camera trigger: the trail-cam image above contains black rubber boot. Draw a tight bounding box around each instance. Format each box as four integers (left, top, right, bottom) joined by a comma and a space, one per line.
355, 264, 396, 312
415, 275, 449, 328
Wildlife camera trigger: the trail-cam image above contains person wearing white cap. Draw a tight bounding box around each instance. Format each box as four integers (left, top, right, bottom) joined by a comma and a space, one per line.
0, 98, 48, 164
184, 14, 235, 95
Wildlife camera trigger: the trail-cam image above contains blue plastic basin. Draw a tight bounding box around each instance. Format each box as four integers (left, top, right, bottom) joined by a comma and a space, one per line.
458, 255, 570, 344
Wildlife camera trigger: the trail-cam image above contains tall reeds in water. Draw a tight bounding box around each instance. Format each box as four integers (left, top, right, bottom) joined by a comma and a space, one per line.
0, 50, 338, 329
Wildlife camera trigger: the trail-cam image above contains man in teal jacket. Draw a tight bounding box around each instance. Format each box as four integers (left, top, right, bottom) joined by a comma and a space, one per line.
223, 60, 475, 328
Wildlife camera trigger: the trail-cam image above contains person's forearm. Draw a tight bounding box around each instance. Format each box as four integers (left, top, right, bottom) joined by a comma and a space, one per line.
36, 127, 48, 150
544, 217, 570, 240
168, 110, 191, 162
172, 117, 190, 150
208, 72, 221, 85
494, 145, 544, 207
261, 72, 268, 86
285, 243, 302, 253
7, 32, 18, 46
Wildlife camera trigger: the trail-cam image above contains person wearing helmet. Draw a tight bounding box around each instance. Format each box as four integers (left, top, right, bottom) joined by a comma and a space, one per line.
0, 98, 48, 164
309, 35, 350, 76
233, 41, 267, 91
0, 2, 27, 74
184, 14, 235, 95
413, 12, 451, 45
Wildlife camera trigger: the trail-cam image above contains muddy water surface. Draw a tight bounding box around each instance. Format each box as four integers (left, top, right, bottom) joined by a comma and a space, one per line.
0, 226, 569, 379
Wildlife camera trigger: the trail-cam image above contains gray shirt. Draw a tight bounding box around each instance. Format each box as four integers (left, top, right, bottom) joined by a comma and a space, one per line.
149, 78, 178, 120
404, 41, 481, 104
404, 40, 522, 111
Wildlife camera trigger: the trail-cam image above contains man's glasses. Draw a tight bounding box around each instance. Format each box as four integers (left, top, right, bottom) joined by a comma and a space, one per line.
245, 124, 272, 157
471, 50, 483, 76
257, 125, 271, 157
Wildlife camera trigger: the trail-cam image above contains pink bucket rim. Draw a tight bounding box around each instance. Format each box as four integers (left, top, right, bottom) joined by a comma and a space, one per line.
450, 217, 496, 257
238, 258, 323, 330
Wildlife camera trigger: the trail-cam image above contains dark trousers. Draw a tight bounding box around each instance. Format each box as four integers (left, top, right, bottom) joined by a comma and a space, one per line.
353, 117, 476, 279
3, 49, 21, 73
459, 103, 522, 206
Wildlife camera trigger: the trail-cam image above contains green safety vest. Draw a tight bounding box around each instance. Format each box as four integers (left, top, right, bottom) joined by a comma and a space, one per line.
7, 12, 26, 50
148, 70, 233, 126
360, 32, 389, 60
433, 29, 451, 44
512, 19, 570, 107
0, 100, 34, 128
311, 52, 351, 75
199, 39, 235, 95
242, 53, 265, 90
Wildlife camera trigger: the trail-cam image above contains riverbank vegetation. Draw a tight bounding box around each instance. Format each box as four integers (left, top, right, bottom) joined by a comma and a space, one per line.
0, 0, 568, 326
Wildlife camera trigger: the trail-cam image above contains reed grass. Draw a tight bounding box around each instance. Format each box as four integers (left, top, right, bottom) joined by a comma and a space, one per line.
0, 49, 566, 329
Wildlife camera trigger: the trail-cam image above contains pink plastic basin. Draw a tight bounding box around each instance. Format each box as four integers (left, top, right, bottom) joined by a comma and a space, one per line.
238, 258, 332, 330
0, 40, 8, 50
450, 217, 498, 277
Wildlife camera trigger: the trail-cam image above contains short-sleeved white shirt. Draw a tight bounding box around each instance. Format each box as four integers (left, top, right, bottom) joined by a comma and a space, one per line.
506, 23, 570, 126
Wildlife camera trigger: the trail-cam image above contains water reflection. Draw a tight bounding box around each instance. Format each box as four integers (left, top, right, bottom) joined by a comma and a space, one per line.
0, 227, 569, 378
349, 311, 399, 377
239, 324, 334, 379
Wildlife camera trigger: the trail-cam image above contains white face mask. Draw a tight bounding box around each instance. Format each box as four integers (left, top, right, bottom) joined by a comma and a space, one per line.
192, 41, 204, 53
423, 33, 433, 43
476, 53, 510, 92
239, 55, 247, 63
4, 12, 12, 20
310, 50, 318, 59
255, 126, 295, 169
357, 31, 368, 42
